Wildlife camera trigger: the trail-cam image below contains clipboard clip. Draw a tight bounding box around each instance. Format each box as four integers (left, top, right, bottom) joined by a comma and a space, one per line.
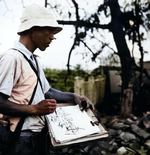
92, 109, 101, 122
90, 121, 99, 126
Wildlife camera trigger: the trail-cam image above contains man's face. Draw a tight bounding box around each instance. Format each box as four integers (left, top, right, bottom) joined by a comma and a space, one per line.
30, 27, 55, 51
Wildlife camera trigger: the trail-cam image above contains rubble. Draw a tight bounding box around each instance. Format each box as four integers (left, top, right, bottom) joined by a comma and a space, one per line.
50, 113, 150, 155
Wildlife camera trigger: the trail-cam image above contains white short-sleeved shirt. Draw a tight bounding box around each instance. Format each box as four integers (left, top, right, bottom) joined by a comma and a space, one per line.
0, 41, 50, 132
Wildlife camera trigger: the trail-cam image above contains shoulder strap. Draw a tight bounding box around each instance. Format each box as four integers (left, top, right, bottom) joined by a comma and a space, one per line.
8, 48, 40, 149
12, 81, 38, 143
11, 48, 43, 90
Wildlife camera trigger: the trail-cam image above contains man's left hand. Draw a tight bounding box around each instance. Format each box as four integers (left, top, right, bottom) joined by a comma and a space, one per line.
73, 93, 95, 111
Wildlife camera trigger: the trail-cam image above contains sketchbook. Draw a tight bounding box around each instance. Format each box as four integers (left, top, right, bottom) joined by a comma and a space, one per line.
46, 104, 108, 147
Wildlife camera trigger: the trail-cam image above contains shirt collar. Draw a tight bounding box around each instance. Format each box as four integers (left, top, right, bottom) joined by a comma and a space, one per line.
13, 41, 33, 60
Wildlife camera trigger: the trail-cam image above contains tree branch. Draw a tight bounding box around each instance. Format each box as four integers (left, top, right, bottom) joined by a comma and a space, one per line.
80, 40, 94, 55
72, 0, 79, 20
57, 20, 110, 29
64, 0, 80, 82
64, 38, 77, 82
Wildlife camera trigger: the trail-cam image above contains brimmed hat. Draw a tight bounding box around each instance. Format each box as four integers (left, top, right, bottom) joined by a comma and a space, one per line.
17, 4, 62, 35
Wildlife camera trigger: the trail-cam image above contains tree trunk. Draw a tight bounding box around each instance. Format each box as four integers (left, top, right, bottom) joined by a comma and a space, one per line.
108, 0, 134, 118
109, 0, 133, 92
120, 89, 133, 118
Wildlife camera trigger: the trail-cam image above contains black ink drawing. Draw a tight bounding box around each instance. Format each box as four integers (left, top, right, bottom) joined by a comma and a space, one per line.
51, 107, 85, 135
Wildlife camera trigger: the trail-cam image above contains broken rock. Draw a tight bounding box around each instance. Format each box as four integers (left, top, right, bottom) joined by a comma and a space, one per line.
131, 124, 150, 139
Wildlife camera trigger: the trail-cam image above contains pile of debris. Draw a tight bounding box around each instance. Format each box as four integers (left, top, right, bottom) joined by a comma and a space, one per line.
50, 112, 150, 155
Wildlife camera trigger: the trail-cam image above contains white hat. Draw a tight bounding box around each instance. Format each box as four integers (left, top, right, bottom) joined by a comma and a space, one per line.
17, 4, 62, 34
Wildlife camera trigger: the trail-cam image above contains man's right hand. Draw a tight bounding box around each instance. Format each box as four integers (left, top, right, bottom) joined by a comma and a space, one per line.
34, 99, 57, 115
0, 93, 57, 116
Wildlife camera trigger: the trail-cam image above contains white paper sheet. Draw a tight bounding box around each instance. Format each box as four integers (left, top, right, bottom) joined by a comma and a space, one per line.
46, 105, 101, 143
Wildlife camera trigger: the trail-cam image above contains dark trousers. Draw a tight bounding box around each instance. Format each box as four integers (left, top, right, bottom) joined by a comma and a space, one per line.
9, 128, 50, 155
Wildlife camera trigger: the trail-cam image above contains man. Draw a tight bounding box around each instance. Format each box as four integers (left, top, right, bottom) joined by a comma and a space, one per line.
0, 4, 94, 155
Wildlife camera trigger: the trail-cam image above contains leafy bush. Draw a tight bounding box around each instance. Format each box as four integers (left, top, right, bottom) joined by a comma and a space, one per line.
44, 65, 89, 92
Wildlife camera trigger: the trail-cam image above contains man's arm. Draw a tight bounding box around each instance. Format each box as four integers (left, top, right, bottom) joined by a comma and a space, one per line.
0, 93, 56, 117
45, 88, 95, 111
45, 88, 75, 103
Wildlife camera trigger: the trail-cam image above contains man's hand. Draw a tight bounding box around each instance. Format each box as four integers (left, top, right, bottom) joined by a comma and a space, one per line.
34, 99, 57, 115
73, 93, 95, 111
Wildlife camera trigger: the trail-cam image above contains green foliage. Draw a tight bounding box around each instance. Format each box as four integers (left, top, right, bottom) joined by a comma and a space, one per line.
91, 67, 102, 77
44, 64, 89, 92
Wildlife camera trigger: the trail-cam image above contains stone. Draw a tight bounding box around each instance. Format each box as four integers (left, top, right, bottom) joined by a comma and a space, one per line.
121, 141, 131, 146
101, 150, 107, 155
90, 146, 102, 155
80, 143, 94, 153
117, 146, 127, 155
145, 140, 150, 148
108, 129, 122, 137
120, 132, 136, 142
131, 124, 150, 139
129, 142, 141, 150
111, 122, 127, 130
62, 147, 68, 153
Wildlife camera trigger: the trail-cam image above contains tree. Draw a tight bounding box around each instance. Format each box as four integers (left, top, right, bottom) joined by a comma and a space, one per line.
45, 0, 150, 116
1, 0, 149, 116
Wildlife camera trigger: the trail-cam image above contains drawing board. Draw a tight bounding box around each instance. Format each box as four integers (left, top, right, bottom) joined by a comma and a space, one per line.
46, 103, 108, 147
46, 105, 100, 143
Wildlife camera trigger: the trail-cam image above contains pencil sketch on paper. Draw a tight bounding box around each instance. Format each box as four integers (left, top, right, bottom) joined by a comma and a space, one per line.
47, 105, 101, 143
50, 107, 85, 135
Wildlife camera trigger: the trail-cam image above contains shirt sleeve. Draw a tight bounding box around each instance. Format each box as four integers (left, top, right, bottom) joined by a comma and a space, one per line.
43, 76, 51, 93
0, 52, 21, 96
